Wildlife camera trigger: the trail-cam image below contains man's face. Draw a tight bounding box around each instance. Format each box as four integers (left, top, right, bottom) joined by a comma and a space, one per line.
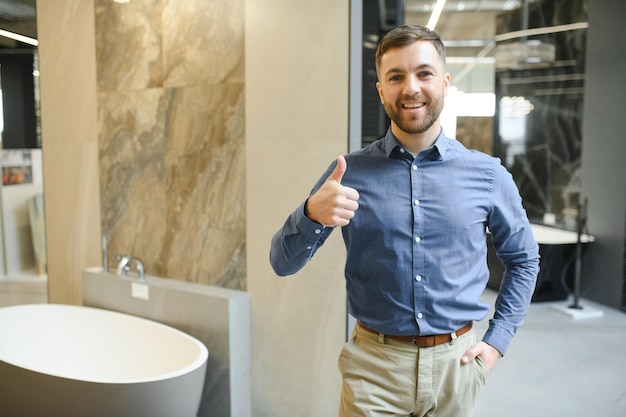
376, 41, 450, 137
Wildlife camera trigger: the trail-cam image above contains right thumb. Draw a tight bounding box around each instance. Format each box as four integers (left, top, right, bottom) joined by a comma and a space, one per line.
328, 155, 347, 184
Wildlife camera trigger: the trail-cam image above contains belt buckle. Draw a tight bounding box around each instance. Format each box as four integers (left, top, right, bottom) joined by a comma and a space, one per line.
411, 335, 436, 347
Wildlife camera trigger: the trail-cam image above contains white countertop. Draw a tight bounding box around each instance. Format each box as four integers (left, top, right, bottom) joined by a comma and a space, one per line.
530, 223, 595, 245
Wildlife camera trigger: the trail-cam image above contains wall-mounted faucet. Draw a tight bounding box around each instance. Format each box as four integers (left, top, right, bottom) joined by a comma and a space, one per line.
116, 255, 145, 280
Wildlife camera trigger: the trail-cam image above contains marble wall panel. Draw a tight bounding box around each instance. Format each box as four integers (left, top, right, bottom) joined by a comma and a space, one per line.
162, 0, 244, 87
96, 0, 245, 290
95, 0, 164, 91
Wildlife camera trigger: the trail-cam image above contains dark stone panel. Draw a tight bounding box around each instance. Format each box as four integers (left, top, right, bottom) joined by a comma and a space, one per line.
361, 0, 404, 147
0, 52, 38, 149
493, 0, 588, 227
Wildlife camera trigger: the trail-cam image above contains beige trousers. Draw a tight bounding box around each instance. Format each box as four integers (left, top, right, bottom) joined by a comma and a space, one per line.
338, 323, 488, 417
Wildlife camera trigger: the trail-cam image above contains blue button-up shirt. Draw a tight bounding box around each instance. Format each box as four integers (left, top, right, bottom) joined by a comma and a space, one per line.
270, 129, 539, 355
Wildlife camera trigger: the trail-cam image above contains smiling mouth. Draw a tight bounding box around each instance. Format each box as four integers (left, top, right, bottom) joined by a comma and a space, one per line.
402, 102, 425, 109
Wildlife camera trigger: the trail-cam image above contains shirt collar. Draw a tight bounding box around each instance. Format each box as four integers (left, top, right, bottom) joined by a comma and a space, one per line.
383, 128, 449, 161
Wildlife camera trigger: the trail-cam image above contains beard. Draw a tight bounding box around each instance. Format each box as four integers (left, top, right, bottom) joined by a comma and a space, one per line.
383, 94, 444, 135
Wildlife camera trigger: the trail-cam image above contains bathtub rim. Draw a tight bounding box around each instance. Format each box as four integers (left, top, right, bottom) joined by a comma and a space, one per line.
0, 303, 209, 384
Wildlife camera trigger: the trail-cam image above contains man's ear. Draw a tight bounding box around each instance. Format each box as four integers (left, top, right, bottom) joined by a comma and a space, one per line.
376, 81, 384, 104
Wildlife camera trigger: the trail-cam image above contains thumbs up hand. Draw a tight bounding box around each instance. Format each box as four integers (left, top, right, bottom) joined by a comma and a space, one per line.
305, 155, 360, 227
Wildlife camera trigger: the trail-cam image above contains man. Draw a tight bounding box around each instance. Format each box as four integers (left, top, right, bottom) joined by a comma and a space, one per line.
270, 24, 539, 417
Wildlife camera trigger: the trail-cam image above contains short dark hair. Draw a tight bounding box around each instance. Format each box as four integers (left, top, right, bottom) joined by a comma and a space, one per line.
375, 24, 447, 77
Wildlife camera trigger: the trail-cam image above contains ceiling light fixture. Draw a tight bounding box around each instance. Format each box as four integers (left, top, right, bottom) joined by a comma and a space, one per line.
0, 28, 38, 46
427, 0, 447, 30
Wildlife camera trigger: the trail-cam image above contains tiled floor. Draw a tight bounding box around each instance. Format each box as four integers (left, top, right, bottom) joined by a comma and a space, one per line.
474, 289, 626, 417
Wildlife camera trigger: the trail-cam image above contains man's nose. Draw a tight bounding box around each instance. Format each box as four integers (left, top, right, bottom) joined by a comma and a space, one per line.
403, 74, 421, 95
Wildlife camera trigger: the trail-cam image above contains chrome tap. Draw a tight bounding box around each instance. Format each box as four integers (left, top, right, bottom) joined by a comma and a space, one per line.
116, 255, 145, 280
116, 255, 130, 275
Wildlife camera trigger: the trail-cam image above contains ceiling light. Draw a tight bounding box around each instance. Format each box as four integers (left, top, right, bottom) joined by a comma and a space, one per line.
427, 0, 447, 30
0, 28, 38, 46
503, 0, 521, 10
500, 96, 534, 117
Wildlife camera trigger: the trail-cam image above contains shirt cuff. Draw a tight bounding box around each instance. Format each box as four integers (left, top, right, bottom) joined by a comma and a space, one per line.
481, 321, 514, 356
294, 201, 326, 234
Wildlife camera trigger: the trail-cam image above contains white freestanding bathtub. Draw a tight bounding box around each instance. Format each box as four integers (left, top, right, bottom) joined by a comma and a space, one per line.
0, 304, 208, 417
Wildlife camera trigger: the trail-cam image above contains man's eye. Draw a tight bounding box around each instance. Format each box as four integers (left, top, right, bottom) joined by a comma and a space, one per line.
389, 75, 402, 82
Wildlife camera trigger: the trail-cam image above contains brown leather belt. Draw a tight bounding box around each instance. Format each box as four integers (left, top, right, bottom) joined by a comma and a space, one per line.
357, 321, 473, 347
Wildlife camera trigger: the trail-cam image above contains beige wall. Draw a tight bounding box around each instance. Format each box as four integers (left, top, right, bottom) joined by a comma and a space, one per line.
246, 0, 350, 415
37, 0, 102, 304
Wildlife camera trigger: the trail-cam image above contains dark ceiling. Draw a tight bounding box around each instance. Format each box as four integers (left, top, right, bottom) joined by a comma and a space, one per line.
0, 0, 36, 49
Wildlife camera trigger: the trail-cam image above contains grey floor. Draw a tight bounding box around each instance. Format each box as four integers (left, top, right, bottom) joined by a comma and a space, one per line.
474, 289, 626, 417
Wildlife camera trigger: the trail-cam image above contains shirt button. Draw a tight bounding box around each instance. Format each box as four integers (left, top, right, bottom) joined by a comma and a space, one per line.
314, 229, 322, 235
400, 148, 405, 153
416, 275, 422, 282
415, 237, 421, 243
417, 313, 423, 319
412, 165, 418, 171
306, 246, 312, 250
414, 199, 420, 206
